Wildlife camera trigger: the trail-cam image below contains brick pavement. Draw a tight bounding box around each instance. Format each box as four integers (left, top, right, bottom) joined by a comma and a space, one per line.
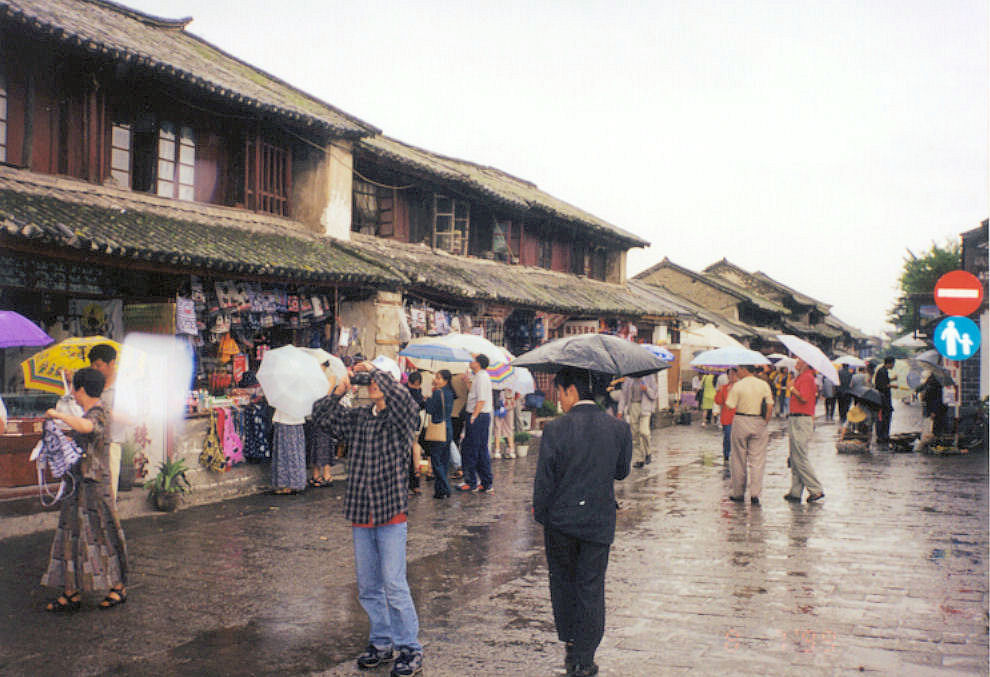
1, 399, 986, 676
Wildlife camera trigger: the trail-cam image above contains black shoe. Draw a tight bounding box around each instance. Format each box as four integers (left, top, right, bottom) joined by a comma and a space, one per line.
571, 663, 599, 677
633, 461, 644, 468
807, 492, 825, 503
728, 495, 744, 502
750, 497, 760, 505
564, 641, 576, 673
356, 644, 394, 669
645, 454, 653, 464
783, 494, 802, 502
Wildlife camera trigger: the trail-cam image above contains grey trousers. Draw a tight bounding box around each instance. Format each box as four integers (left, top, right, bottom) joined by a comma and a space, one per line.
787, 416, 822, 497
729, 415, 769, 499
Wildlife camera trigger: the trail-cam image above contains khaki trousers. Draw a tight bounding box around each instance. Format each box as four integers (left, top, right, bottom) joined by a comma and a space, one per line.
626, 400, 651, 465
787, 416, 822, 496
729, 415, 768, 499
109, 442, 122, 504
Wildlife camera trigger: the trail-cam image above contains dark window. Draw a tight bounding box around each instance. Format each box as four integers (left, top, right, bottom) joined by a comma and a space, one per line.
590, 249, 606, 280
571, 240, 586, 275
352, 179, 395, 236
538, 238, 553, 270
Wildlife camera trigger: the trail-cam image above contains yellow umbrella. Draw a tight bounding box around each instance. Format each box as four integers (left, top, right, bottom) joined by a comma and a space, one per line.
21, 336, 123, 394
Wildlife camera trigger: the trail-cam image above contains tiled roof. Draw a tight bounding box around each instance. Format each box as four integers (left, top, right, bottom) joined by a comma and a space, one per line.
627, 280, 758, 337
340, 233, 666, 316
704, 259, 831, 313
824, 315, 871, 341
0, 0, 378, 137
783, 317, 842, 339
0, 168, 400, 284
358, 135, 649, 247
633, 257, 790, 315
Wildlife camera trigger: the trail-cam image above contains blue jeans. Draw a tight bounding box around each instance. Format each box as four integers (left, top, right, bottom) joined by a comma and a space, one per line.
722, 423, 732, 460
352, 522, 421, 651
462, 413, 492, 489
425, 441, 451, 497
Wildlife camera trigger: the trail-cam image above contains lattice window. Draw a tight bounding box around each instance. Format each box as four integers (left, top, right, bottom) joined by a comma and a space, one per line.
246, 135, 290, 216
433, 193, 469, 255
538, 239, 553, 270
352, 179, 395, 236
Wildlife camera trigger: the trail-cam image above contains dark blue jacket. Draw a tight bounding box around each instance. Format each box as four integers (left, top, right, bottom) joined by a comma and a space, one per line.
424, 385, 454, 443
533, 403, 632, 545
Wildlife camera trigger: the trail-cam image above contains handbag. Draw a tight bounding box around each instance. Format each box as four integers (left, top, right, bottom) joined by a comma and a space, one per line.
424, 391, 448, 442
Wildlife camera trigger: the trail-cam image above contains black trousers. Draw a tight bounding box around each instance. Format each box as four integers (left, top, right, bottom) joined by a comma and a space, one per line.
544, 527, 611, 665
837, 394, 851, 423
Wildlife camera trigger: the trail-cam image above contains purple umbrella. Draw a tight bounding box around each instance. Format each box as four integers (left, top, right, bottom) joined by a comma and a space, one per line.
0, 311, 54, 348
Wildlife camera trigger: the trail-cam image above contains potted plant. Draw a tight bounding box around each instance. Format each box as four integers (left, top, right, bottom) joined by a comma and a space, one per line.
514, 431, 532, 458
144, 457, 191, 512
117, 441, 138, 492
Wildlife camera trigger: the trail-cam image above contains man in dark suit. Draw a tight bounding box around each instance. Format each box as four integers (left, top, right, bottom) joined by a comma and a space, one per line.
533, 367, 633, 677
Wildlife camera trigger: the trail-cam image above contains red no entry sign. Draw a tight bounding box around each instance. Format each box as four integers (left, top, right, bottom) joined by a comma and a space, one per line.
934, 270, 984, 316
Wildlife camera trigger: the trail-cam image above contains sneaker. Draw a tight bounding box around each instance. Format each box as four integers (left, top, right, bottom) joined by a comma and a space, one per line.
572, 663, 599, 677
390, 646, 423, 676
807, 492, 825, 503
783, 494, 802, 502
505, 451, 516, 459
480, 486, 495, 494
492, 451, 502, 459
356, 644, 394, 669
456, 483, 475, 492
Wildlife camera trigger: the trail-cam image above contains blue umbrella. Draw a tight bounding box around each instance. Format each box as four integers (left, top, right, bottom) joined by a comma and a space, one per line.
0, 311, 54, 348
642, 344, 675, 362
399, 342, 473, 362
690, 347, 770, 368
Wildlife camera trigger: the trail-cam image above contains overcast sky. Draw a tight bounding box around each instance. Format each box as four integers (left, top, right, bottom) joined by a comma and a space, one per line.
130, 0, 989, 336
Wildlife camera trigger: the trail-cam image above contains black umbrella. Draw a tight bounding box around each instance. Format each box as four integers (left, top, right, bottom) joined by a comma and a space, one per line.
850, 384, 883, 407
511, 334, 670, 377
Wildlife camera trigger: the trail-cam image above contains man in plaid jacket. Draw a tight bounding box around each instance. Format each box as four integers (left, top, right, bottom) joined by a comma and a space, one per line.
314, 361, 424, 677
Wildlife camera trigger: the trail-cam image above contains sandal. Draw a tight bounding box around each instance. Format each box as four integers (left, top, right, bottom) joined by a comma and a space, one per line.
99, 587, 127, 609
308, 478, 321, 488
46, 591, 81, 613
319, 477, 334, 487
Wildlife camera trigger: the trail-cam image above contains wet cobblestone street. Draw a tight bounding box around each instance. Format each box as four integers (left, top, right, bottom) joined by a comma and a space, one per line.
1, 400, 986, 676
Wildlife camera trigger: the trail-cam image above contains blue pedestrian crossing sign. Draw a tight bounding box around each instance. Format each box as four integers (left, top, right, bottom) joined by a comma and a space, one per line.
933, 316, 981, 361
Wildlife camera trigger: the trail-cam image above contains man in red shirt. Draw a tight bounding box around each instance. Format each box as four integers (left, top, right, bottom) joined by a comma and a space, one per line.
784, 358, 824, 503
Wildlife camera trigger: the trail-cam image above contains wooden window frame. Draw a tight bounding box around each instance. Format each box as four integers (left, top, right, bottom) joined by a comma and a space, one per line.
432, 193, 469, 255
245, 130, 291, 217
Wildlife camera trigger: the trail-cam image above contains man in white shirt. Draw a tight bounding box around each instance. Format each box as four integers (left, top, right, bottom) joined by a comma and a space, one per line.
458, 354, 494, 493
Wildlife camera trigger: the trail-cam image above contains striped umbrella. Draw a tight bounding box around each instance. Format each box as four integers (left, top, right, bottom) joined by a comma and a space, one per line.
486, 360, 515, 385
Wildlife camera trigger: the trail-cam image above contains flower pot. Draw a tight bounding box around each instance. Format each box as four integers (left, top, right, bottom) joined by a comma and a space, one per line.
515, 445, 528, 458
154, 492, 183, 512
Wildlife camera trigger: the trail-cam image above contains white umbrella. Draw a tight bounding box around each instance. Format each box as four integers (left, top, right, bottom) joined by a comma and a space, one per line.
502, 366, 536, 396
257, 345, 329, 420
834, 355, 866, 368
299, 347, 347, 382
776, 334, 841, 385
439, 333, 513, 363
372, 355, 402, 381
891, 333, 928, 349
775, 357, 798, 372
681, 323, 746, 349
766, 353, 789, 362
690, 347, 771, 367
